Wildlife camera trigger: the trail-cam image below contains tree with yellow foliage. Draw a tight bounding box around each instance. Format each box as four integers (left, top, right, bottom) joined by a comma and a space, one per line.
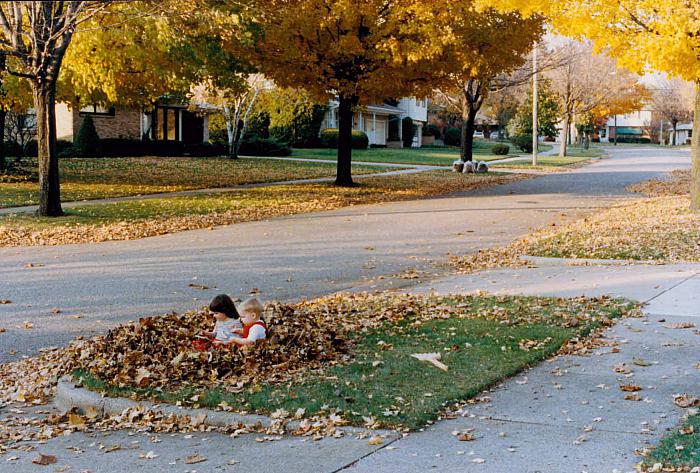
477, 0, 700, 209
230, 0, 445, 185
431, 7, 544, 162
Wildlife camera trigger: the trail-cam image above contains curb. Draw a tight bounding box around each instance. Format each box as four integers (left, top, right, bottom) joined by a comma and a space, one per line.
55, 376, 394, 437
519, 255, 655, 267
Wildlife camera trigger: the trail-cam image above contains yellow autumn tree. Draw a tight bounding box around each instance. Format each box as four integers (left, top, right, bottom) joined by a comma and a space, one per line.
477, 0, 700, 209
431, 6, 544, 162
225, 0, 447, 185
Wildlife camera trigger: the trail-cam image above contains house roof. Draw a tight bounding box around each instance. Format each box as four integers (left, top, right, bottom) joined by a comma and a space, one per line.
328, 101, 405, 115
676, 123, 693, 130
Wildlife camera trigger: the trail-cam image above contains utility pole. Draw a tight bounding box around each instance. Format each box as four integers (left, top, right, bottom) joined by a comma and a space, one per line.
532, 44, 538, 165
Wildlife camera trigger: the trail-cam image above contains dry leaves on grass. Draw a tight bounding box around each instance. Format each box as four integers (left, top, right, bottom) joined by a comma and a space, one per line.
628, 170, 691, 197
0, 172, 525, 248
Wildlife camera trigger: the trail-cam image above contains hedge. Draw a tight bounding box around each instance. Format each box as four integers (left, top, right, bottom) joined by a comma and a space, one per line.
444, 127, 461, 147
491, 144, 510, 155
319, 128, 369, 149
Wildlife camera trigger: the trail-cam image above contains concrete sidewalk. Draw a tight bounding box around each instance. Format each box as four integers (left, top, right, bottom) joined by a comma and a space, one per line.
344, 260, 700, 473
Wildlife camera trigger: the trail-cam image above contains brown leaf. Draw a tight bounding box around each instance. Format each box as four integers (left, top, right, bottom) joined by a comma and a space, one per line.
185, 454, 207, 464
620, 384, 642, 392
674, 394, 700, 408
664, 322, 696, 329
188, 283, 210, 290
457, 433, 475, 441
624, 393, 642, 401
0, 299, 11, 304
32, 454, 57, 465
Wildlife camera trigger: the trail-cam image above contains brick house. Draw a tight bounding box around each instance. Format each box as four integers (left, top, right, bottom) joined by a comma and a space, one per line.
56, 102, 211, 144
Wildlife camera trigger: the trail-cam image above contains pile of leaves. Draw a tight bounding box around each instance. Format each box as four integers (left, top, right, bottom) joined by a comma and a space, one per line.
0, 171, 525, 247
69, 304, 352, 391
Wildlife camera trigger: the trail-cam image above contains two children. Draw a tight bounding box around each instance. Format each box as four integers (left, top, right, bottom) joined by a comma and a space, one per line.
196, 294, 267, 350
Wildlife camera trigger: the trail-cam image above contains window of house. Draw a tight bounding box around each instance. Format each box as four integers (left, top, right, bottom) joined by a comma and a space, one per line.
79, 105, 115, 117
153, 106, 180, 141
689, 129, 693, 138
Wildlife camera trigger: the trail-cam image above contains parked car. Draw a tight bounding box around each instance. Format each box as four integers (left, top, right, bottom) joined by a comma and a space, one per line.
473, 131, 484, 138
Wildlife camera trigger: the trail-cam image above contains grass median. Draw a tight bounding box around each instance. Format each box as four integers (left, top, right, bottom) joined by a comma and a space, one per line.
71, 293, 638, 430
0, 170, 525, 247
0, 156, 388, 208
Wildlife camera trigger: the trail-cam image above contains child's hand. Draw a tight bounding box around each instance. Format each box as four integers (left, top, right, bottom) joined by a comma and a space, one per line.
233, 328, 243, 335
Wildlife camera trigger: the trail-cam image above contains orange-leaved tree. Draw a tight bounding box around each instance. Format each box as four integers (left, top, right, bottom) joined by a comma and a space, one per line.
227, 0, 445, 185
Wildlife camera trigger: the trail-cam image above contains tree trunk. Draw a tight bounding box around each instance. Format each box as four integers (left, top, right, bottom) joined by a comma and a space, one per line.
335, 94, 356, 186
0, 108, 5, 173
32, 80, 62, 217
691, 80, 700, 211
461, 105, 478, 162
559, 114, 570, 157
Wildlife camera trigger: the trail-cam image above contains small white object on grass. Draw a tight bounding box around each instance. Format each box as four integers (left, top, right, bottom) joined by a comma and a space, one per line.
411, 353, 448, 371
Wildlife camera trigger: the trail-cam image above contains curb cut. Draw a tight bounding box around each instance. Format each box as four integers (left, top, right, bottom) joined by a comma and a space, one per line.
55, 376, 395, 438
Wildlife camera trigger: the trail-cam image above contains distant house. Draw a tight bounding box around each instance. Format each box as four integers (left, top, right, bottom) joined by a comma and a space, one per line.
674, 123, 693, 145
56, 102, 212, 144
599, 109, 653, 143
322, 97, 428, 147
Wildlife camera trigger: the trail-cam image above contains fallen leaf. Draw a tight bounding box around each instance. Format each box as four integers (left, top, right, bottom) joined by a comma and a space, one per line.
665, 322, 696, 329
188, 283, 209, 290
620, 384, 642, 392
32, 454, 57, 465
457, 433, 475, 441
0, 299, 11, 304
411, 353, 448, 371
674, 394, 700, 408
185, 454, 207, 464
368, 437, 383, 446
624, 393, 642, 401
632, 357, 651, 367
139, 451, 158, 460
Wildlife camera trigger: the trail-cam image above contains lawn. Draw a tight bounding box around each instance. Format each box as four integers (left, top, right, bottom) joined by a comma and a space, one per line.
643, 412, 700, 470
0, 170, 524, 247
72, 294, 637, 430
0, 156, 387, 208
291, 141, 518, 166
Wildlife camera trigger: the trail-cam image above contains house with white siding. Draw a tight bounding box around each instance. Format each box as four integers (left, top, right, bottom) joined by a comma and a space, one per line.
322, 97, 428, 147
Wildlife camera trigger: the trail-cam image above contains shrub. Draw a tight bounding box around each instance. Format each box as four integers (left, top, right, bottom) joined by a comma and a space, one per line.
444, 127, 461, 147
238, 135, 291, 156
423, 124, 440, 138
319, 128, 369, 149
402, 117, 416, 148
614, 136, 651, 144
510, 134, 533, 153
74, 115, 101, 157
269, 104, 327, 148
183, 143, 226, 157
23, 140, 37, 157
98, 138, 144, 157
491, 144, 510, 155
4, 140, 23, 157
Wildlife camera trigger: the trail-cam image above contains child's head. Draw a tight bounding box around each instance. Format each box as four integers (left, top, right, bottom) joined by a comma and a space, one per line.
209, 294, 239, 321
238, 297, 263, 324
